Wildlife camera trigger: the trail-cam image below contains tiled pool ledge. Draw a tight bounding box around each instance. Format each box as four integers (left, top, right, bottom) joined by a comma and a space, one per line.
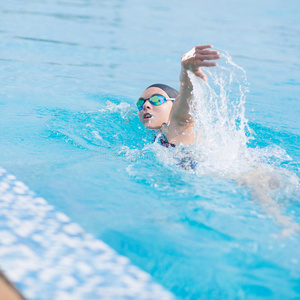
0, 167, 175, 300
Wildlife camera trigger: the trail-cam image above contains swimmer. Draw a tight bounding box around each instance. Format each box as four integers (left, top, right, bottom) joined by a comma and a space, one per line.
137, 45, 300, 237
137, 45, 221, 146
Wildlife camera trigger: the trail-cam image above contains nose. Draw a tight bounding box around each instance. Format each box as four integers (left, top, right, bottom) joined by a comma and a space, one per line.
143, 100, 152, 110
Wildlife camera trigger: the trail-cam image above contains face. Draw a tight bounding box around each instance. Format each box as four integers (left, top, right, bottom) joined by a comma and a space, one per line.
138, 87, 174, 129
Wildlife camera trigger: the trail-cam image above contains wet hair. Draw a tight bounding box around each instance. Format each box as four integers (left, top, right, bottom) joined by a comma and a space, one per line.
146, 83, 179, 98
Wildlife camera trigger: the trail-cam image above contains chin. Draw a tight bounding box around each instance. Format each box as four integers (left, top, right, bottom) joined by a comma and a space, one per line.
143, 122, 160, 130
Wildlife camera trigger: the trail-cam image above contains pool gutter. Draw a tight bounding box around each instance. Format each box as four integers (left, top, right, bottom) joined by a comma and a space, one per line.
0, 167, 175, 300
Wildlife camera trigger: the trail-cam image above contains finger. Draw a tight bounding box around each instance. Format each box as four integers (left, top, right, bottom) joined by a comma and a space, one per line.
195, 61, 218, 67
195, 54, 221, 60
193, 68, 208, 81
195, 44, 213, 51
198, 50, 219, 55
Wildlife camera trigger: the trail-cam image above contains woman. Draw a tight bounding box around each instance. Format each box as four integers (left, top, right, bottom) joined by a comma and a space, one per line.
137, 45, 221, 146
137, 46, 300, 235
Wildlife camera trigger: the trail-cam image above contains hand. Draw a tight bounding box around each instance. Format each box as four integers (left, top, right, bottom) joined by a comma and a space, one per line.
181, 45, 220, 81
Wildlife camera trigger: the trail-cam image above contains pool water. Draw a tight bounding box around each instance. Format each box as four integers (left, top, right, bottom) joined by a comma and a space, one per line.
1, 0, 300, 299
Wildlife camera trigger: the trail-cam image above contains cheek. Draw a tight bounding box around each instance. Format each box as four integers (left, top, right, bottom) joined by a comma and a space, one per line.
138, 110, 146, 121
158, 104, 172, 118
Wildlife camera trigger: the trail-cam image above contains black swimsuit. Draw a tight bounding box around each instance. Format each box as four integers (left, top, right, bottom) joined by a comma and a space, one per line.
154, 134, 197, 170
156, 134, 176, 148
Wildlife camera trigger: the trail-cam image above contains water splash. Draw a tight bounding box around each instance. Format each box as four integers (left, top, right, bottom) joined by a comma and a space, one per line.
178, 50, 300, 235
187, 51, 251, 175
46, 101, 155, 154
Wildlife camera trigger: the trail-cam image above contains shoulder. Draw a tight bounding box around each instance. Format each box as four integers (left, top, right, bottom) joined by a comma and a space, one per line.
165, 120, 195, 146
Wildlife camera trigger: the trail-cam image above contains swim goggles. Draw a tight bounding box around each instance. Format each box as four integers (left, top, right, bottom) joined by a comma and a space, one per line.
136, 94, 176, 111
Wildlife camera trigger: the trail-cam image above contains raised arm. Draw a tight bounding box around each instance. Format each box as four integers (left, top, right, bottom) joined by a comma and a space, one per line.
166, 45, 220, 145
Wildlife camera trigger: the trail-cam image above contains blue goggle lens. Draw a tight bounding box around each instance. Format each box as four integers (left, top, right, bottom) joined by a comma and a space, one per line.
137, 95, 166, 111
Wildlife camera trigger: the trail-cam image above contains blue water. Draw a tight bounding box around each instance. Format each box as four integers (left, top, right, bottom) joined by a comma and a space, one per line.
1, 0, 300, 299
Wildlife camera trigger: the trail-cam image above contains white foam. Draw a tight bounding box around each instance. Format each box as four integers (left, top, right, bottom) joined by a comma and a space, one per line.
149, 51, 300, 235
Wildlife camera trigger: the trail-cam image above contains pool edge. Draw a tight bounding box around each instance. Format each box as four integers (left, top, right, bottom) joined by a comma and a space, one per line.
0, 167, 175, 300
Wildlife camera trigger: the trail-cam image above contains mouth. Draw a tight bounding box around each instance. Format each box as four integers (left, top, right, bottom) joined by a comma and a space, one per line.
143, 112, 153, 120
